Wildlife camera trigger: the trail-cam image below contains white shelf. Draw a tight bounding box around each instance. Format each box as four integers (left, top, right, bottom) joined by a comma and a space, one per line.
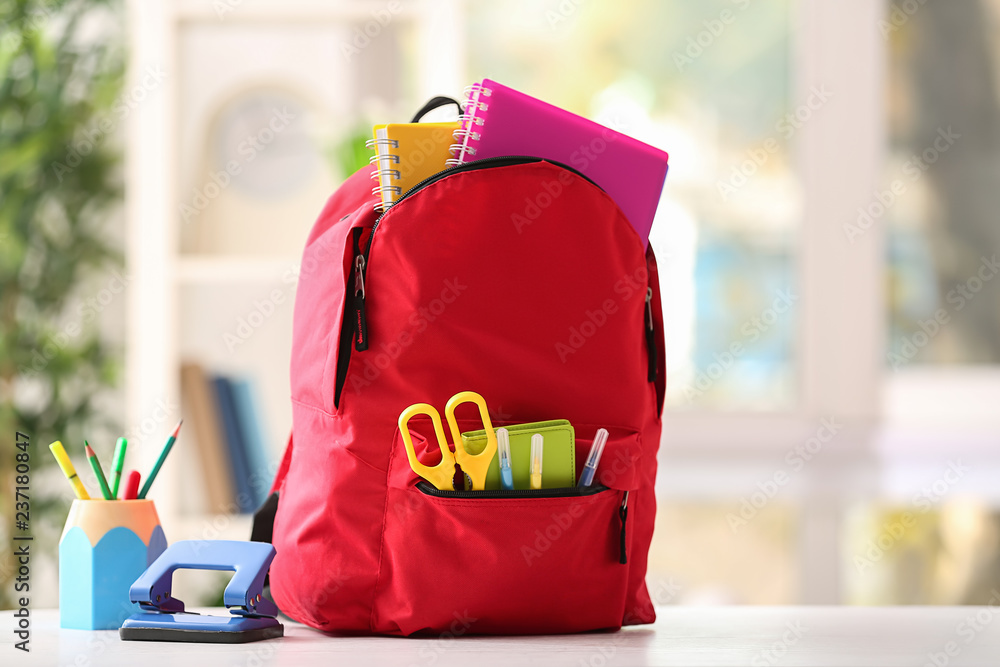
174, 0, 423, 23
126, 0, 461, 535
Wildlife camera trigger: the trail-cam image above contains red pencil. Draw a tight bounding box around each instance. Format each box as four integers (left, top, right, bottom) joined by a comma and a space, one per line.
123, 470, 141, 500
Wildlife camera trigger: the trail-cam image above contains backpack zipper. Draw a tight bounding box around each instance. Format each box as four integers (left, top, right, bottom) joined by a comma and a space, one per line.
644, 287, 657, 382
415, 480, 607, 499
368, 155, 599, 260
351, 156, 599, 353
352, 231, 369, 352
335, 227, 365, 407
619, 490, 629, 565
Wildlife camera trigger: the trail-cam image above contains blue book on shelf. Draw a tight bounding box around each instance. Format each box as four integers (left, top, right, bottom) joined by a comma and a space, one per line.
211, 376, 254, 513
230, 377, 271, 510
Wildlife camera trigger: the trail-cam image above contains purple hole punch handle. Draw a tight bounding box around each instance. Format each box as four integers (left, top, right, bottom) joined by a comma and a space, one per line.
128, 540, 278, 618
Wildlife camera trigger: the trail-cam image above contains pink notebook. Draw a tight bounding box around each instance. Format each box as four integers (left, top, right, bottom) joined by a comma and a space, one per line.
449, 79, 670, 248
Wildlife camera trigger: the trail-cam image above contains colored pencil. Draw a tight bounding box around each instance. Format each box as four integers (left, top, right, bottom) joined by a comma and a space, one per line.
138, 420, 183, 499
123, 470, 141, 500
109, 437, 128, 498
85, 442, 113, 500
48, 441, 91, 500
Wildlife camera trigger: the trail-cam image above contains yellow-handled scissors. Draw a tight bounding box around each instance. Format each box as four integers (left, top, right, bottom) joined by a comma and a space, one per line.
398, 391, 498, 491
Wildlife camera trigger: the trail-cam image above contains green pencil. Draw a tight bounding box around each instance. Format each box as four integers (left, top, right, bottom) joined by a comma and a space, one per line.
138, 420, 182, 500
84, 442, 113, 500
109, 437, 127, 498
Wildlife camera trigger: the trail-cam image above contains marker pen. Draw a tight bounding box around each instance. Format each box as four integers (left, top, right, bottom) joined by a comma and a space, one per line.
497, 428, 514, 490
578, 428, 608, 487
529, 434, 543, 490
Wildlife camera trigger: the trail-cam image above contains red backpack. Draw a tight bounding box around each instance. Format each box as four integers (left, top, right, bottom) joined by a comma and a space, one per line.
255, 102, 667, 635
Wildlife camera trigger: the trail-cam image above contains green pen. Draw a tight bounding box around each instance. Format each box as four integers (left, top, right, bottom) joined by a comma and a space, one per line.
109, 437, 127, 499
85, 441, 113, 500
138, 420, 182, 500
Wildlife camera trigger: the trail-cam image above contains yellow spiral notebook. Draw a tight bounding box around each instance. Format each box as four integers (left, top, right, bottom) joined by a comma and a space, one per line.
369, 122, 458, 210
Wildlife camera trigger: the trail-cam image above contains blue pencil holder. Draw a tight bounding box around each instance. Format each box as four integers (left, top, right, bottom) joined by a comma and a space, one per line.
58, 499, 168, 630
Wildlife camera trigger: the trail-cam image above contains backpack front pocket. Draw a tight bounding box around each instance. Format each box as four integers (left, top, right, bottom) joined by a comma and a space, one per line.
371, 424, 640, 635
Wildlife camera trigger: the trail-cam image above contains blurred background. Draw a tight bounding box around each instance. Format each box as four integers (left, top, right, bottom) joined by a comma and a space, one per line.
2, 0, 999, 608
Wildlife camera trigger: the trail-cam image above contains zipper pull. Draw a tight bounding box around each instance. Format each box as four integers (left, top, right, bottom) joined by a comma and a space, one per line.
352, 230, 369, 351
644, 287, 657, 382
619, 490, 629, 565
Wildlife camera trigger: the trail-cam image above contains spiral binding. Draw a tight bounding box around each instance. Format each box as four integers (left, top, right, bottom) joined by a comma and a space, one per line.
446, 84, 493, 167
365, 138, 400, 149
463, 83, 493, 101
368, 137, 403, 211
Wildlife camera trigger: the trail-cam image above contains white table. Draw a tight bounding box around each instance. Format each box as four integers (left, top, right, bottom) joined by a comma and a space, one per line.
13, 607, 1000, 666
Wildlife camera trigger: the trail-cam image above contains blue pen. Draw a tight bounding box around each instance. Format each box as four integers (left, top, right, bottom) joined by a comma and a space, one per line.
578, 428, 608, 487
497, 428, 514, 490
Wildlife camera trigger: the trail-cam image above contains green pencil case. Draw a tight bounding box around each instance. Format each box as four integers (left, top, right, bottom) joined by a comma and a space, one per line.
461, 420, 576, 490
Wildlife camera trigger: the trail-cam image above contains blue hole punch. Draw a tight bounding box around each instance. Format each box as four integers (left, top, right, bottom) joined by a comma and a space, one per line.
120, 540, 283, 643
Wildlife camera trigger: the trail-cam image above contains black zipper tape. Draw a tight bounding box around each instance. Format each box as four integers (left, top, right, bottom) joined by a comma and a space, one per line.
364, 155, 600, 262
644, 287, 657, 382
334, 227, 365, 407
619, 491, 628, 565
415, 480, 608, 499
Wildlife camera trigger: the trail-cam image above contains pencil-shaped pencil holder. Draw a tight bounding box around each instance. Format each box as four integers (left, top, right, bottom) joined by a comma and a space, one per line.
59, 499, 167, 630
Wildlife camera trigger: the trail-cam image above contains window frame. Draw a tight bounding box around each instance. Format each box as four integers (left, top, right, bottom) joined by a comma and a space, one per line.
656, 0, 888, 604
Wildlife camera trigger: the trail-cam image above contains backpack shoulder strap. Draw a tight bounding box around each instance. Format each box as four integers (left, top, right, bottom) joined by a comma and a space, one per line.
250, 431, 293, 544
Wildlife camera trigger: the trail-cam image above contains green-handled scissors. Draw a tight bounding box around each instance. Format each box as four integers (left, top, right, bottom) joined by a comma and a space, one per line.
398, 391, 498, 491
